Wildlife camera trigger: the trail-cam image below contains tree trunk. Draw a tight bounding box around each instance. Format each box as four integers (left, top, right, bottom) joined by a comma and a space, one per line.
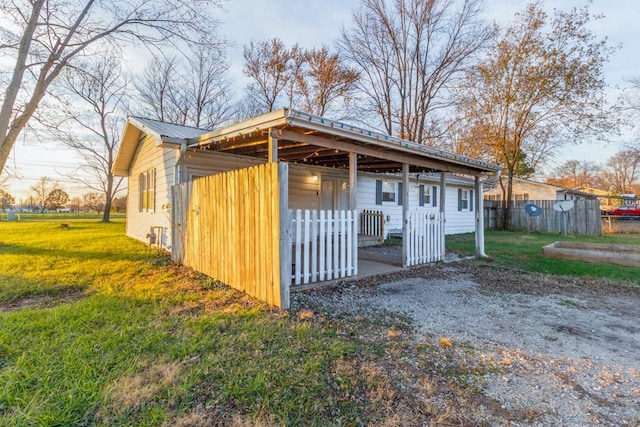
101, 175, 114, 222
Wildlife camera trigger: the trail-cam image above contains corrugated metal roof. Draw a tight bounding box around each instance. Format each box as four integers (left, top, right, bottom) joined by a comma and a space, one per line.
130, 116, 210, 140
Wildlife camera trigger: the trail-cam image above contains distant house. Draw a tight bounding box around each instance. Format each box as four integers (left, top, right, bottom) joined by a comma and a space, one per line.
484, 177, 597, 201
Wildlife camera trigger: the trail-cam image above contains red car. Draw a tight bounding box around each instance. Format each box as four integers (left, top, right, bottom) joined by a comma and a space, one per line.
608, 205, 640, 217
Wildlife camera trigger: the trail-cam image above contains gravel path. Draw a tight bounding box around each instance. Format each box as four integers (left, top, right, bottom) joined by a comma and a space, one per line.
293, 262, 640, 426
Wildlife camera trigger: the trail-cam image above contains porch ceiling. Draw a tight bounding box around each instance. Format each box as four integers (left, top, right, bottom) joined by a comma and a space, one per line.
187, 109, 500, 176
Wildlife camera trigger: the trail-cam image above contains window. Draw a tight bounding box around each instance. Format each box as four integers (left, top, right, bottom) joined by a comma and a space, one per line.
139, 168, 156, 212
460, 190, 469, 209
458, 188, 473, 211
424, 185, 431, 205
514, 193, 529, 201
485, 194, 501, 201
382, 181, 396, 203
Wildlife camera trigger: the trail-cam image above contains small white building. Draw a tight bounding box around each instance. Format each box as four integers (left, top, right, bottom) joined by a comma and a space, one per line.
112, 109, 500, 308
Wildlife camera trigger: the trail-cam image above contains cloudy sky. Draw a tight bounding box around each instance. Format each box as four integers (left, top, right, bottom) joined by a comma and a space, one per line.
6, 0, 639, 200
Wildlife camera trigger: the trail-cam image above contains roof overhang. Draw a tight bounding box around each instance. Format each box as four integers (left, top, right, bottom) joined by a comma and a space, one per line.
188, 109, 500, 176
112, 117, 201, 176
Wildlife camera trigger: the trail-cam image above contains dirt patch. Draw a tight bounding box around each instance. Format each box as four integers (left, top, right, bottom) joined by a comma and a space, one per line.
293, 261, 640, 425
0, 288, 90, 312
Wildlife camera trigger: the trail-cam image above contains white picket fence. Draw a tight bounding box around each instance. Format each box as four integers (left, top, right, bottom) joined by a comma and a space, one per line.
291, 209, 358, 285
406, 210, 445, 266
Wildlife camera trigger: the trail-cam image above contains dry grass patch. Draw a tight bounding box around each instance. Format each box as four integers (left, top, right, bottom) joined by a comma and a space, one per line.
98, 361, 182, 420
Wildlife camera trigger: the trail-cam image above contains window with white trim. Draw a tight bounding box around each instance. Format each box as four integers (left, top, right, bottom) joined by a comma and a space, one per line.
460, 190, 469, 209
382, 181, 396, 203
424, 186, 431, 205
139, 168, 156, 212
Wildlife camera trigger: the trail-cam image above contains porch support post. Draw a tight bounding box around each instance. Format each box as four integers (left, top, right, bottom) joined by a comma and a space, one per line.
349, 152, 357, 210
402, 163, 410, 267
475, 175, 487, 257
268, 128, 278, 163
278, 162, 291, 309
440, 172, 446, 256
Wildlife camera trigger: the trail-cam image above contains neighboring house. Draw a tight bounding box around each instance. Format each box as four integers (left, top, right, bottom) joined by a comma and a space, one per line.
112, 109, 500, 308
484, 177, 597, 201
573, 186, 610, 197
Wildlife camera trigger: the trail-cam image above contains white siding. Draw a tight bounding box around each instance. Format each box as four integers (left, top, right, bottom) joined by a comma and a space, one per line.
356, 175, 476, 235
126, 135, 179, 251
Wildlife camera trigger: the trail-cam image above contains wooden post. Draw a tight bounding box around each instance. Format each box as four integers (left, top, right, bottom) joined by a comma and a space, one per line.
475, 175, 486, 257
268, 128, 278, 163
278, 162, 291, 309
402, 163, 409, 267
349, 152, 357, 210
440, 171, 446, 256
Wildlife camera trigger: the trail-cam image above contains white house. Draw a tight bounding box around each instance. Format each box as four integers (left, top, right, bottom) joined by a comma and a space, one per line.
112, 109, 500, 308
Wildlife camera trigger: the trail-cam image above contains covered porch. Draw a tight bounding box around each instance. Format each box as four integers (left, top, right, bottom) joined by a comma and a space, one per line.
173, 109, 499, 308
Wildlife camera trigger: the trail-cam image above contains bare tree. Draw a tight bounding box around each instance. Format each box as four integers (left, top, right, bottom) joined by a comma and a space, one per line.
242, 38, 301, 113
602, 150, 640, 194
30, 177, 62, 212
83, 192, 105, 213
136, 42, 235, 128
42, 55, 127, 222
546, 160, 602, 189
0, 0, 223, 175
296, 46, 359, 116
136, 55, 180, 123
338, 0, 493, 142
457, 2, 617, 228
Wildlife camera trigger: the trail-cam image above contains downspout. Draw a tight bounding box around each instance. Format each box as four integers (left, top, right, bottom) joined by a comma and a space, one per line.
476, 169, 501, 258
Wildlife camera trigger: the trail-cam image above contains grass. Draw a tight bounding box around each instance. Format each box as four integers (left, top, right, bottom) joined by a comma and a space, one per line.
447, 230, 640, 285
0, 217, 388, 426
1, 217, 637, 425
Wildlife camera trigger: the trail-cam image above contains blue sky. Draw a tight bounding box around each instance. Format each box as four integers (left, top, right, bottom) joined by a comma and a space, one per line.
5, 0, 639, 200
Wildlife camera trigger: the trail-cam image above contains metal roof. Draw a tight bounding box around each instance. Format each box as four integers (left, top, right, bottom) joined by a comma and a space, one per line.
188, 109, 500, 176
129, 116, 209, 141
112, 117, 209, 176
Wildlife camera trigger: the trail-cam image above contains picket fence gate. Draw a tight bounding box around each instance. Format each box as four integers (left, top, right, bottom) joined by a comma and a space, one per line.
406, 210, 445, 266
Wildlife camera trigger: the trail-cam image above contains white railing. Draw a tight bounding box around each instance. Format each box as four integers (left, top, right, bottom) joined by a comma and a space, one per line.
406, 210, 444, 266
291, 209, 358, 285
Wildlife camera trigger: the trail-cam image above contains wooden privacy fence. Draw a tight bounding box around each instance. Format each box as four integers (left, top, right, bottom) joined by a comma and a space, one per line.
406, 210, 445, 266
172, 162, 290, 308
484, 199, 602, 235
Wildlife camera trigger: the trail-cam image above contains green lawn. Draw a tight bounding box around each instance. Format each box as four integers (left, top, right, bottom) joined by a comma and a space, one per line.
447, 230, 640, 285
1, 219, 637, 425
0, 218, 384, 426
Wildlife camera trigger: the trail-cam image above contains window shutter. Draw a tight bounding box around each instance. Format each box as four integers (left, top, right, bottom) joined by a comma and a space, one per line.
458, 188, 462, 211
470, 190, 474, 211
375, 180, 382, 205
432, 186, 438, 207
398, 182, 403, 205
419, 185, 425, 206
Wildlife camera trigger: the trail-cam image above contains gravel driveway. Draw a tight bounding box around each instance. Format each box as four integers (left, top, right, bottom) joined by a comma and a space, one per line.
293, 261, 640, 426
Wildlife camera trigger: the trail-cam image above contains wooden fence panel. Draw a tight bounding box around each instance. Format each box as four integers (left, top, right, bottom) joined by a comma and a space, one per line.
484, 199, 602, 235
173, 162, 287, 308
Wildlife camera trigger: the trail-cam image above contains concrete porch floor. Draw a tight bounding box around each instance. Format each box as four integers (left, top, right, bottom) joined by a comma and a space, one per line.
290, 249, 404, 292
